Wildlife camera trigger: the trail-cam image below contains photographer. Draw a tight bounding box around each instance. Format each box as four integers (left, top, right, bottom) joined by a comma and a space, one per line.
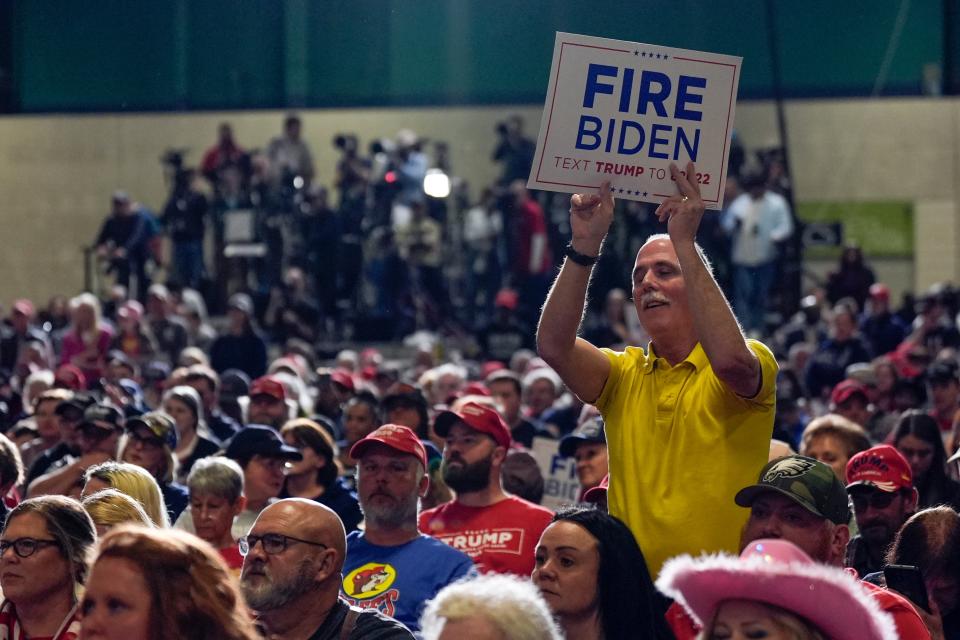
94, 191, 159, 301
333, 134, 369, 319
160, 163, 208, 290
492, 115, 535, 186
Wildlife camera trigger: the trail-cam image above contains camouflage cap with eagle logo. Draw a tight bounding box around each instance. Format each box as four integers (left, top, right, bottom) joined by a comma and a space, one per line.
734, 455, 851, 525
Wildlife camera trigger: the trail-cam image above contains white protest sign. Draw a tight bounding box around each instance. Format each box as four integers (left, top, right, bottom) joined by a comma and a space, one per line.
528, 32, 742, 210
530, 436, 581, 511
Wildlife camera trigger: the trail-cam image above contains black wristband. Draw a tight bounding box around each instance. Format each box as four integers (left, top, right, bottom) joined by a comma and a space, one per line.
564, 243, 600, 267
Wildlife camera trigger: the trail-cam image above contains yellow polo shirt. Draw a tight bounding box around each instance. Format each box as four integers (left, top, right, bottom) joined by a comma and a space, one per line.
596, 339, 777, 578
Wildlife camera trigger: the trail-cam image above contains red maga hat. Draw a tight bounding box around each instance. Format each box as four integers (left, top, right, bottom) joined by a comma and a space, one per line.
350, 424, 427, 470
434, 401, 511, 449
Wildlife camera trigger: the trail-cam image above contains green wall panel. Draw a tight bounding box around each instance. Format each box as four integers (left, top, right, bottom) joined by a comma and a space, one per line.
11, 0, 950, 112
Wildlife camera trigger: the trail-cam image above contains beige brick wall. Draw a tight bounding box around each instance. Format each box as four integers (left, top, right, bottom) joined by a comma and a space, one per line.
0, 98, 957, 306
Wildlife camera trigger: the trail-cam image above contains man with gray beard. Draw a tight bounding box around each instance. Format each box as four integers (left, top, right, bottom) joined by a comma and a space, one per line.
341, 425, 474, 633
418, 401, 554, 575
239, 498, 412, 639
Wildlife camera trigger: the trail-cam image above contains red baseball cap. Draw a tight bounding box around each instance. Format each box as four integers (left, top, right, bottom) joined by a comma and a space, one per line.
434, 401, 511, 449
249, 376, 286, 402
830, 379, 869, 406
845, 444, 913, 492
350, 424, 427, 470
330, 369, 355, 392
12, 299, 34, 317
584, 474, 609, 503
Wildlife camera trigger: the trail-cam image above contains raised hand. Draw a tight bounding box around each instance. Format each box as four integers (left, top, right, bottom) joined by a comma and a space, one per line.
569, 181, 615, 255
655, 161, 705, 246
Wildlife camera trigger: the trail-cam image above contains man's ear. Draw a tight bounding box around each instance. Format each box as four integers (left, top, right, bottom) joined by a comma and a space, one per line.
417, 471, 430, 499
831, 523, 851, 564
906, 487, 920, 512
313, 548, 339, 583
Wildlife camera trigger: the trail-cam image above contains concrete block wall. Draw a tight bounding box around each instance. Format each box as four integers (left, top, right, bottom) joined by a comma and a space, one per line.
0, 97, 958, 306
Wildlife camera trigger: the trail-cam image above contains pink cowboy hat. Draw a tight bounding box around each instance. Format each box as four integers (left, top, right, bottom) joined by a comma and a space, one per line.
656, 539, 897, 640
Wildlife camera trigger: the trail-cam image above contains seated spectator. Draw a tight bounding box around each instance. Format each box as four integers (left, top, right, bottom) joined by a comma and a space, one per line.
0, 298, 52, 376
246, 375, 292, 431
59, 292, 114, 384
82, 460, 169, 528
186, 456, 247, 572
658, 538, 897, 640
0, 433, 23, 525
108, 300, 159, 364
892, 410, 960, 511
210, 293, 268, 380
927, 360, 960, 433
343, 424, 474, 633
184, 364, 241, 443
18, 389, 71, 473
559, 416, 608, 501
25, 393, 92, 486
486, 370, 540, 448
830, 379, 877, 431
862, 284, 908, 356
240, 499, 413, 639
120, 411, 189, 522
533, 507, 671, 640
177, 426, 300, 539
420, 574, 562, 640
0, 495, 96, 638
280, 418, 361, 532
81, 488, 154, 535
144, 284, 189, 364
883, 506, 960, 639
583, 474, 608, 512
163, 385, 220, 483
799, 413, 871, 481
381, 383, 430, 441
339, 393, 381, 475
805, 301, 873, 401
28, 403, 124, 499
522, 368, 562, 431
500, 450, 545, 504
844, 445, 919, 578
827, 245, 876, 310
82, 525, 259, 640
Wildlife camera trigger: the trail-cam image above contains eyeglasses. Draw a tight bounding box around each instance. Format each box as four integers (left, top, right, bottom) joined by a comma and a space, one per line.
238, 533, 328, 557
127, 431, 163, 449
0, 537, 60, 558
851, 490, 902, 512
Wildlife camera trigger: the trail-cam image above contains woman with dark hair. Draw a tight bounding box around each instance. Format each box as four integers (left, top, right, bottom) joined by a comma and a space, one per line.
885, 507, 960, 639
163, 385, 220, 483
532, 506, 673, 640
0, 495, 97, 639
892, 410, 960, 511
81, 525, 259, 640
280, 418, 362, 532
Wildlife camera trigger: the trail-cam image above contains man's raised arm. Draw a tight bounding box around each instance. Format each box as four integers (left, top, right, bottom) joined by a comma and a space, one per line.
536, 183, 614, 404
658, 162, 761, 397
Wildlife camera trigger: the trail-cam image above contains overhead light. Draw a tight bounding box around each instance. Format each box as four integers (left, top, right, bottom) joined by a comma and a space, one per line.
424, 169, 450, 198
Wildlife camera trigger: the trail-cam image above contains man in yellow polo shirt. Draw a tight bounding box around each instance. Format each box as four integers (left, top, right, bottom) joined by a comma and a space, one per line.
537, 162, 777, 577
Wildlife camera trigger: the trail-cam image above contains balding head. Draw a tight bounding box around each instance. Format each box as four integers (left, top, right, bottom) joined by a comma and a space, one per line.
240, 498, 346, 614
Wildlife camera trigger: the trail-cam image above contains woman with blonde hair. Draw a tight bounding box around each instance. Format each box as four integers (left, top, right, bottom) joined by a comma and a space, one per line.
119, 411, 189, 522
82, 488, 154, 536
81, 525, 259, 640
82, 461, 169, 528
60, 292, 113, 384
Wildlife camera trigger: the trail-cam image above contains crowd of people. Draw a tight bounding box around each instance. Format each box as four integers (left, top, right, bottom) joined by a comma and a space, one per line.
1, 114, 959, 638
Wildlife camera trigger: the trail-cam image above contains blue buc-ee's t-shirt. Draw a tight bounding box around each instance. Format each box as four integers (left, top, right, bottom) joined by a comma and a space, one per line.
342, 532, 475, 633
